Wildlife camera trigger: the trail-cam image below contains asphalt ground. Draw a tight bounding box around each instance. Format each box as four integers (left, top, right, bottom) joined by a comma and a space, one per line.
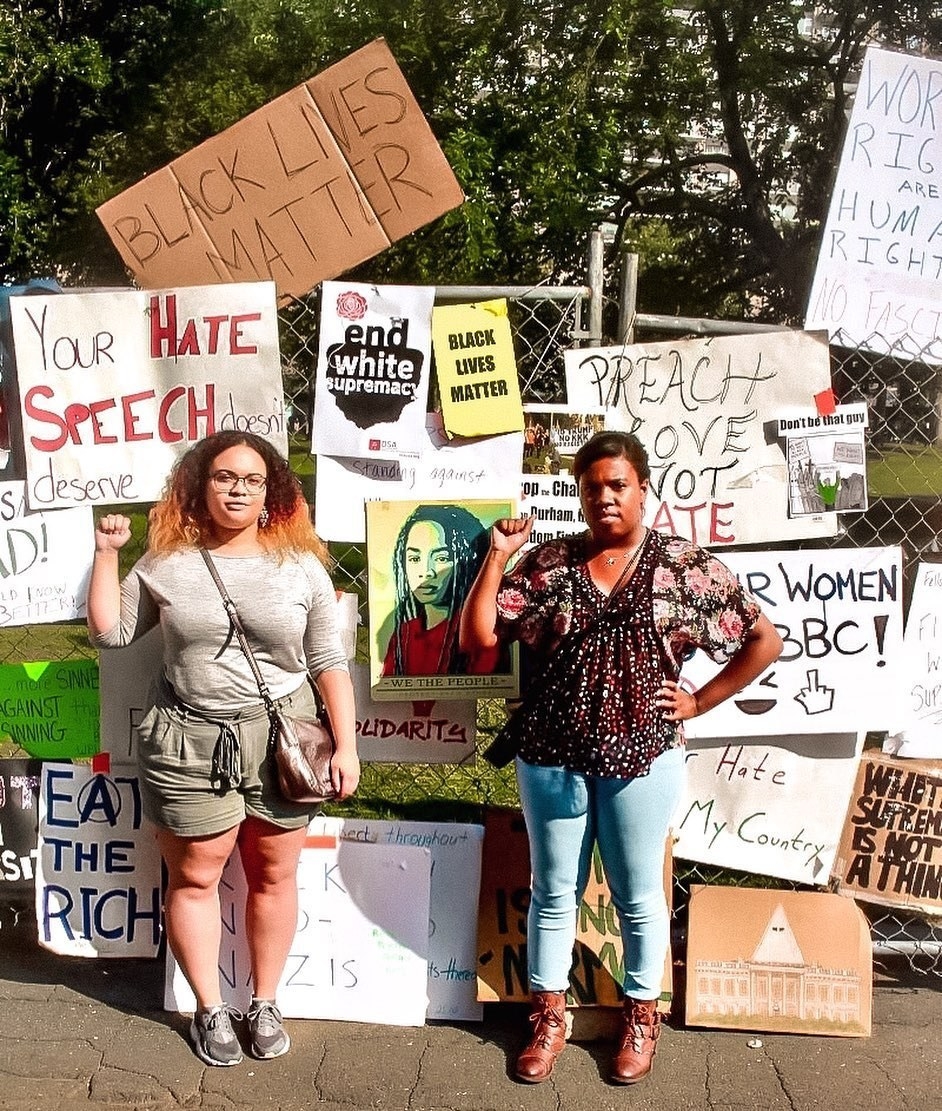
0, 908, 939, 1111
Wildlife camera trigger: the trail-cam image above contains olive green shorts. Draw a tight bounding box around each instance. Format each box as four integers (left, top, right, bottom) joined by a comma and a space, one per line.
136, 676, 322, 837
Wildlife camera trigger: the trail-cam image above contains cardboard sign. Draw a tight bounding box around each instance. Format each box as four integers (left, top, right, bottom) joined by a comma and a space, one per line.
475, 808, 673, 1006
674, 733, 865, 885
352, 663, 476, 763
433, 300, 524, 438
36, 763, 162, 957
166, 834, 431, 1025
805, 46, 942, 361
0, 481, 93, 625
312, 281, 434, 460
564, 330, 838, 546
685, 885, 872, 1036
310, 816, 484, 1021
314, 413, 522, 543
833, 751, 942, 914
96, 39, 464, 303
884, 562, 942, 759
0, 659, 100, 759
0, 758, 41, 890
366, 498, 518, 701
11, 282, 285, 509
684, 546, 904, 737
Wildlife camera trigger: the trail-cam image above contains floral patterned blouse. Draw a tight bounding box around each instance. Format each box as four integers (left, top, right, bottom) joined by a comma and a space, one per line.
494, 529, 761, 780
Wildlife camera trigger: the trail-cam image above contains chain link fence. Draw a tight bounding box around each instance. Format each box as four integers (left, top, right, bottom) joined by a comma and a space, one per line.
2, 233, 940, 974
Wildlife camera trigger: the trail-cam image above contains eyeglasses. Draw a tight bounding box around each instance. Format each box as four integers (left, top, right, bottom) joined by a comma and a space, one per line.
209, 470, 267, 494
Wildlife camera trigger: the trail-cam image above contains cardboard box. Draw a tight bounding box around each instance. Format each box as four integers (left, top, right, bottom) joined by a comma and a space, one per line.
96, 39, 464, 302
685, 885, 872, 1036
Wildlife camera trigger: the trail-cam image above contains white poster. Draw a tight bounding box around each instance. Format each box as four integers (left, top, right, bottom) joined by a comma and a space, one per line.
353, 663, 476, 763
166, 836, 431, 1025
310, 816, 484, 1021
97, 626, 164, 767
11, 282, 286, 509
885, 561, 942, 759
564, 330, 838, 547
312, 281, 434, 461
0, 481, 93, 624
684, 546, 904, 737
805, 46, 942, 361
674, 733, 865, 885
314, 414, 522, 543
36, 762, 162, 957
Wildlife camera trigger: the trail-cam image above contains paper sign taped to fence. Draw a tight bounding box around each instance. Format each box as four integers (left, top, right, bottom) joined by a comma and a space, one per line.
674, 733, 865, 885
0, 481, 93, 624
884, 562, 942, 759
309, 816, 484, 1021
96, 39, 464, 303
312, 281, 434, 460
564, 329, 838, 547
36, 763, 162, 957
166, 838, 431, 1024
352, 663, 476, 762
522, 404, 607, 474
685, 886, 871, 1036
833, 751, 942, 914
805, 46, 942, 361
314, 413, 522, 543
684, 546, 904, 737
779, 403, 869, 517
98, 626, 164, 767
434, 300, 524, 438
0, 758, 41, 891
11, 283, 285, 509
0, 659, 100, 759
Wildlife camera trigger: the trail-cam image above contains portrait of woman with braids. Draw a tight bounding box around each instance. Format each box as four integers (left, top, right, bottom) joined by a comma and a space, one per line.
381, 503, 504, 677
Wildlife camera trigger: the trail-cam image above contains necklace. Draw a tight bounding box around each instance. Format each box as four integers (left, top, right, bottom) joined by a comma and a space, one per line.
602, 529, 647, 567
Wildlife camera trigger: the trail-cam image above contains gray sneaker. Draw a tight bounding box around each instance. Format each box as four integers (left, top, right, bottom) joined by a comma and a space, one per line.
247, 999, 290, 1059
190, 1004, 244, 1066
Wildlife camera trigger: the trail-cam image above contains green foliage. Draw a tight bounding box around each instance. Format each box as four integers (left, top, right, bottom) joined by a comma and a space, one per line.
3, 1, 942, 319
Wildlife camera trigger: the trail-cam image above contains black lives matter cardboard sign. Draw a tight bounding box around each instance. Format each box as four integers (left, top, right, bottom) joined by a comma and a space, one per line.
833, 751, 942, 914
96, 39, 464, 303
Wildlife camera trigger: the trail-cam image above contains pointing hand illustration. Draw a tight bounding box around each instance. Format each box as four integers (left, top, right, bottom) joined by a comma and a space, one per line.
794, 669, 834, 714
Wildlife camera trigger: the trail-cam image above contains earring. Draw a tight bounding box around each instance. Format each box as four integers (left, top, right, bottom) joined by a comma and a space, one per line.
258, 506, 270, 528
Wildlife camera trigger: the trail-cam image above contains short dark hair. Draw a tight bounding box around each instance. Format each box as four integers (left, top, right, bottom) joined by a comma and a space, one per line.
572, 431, 650, 482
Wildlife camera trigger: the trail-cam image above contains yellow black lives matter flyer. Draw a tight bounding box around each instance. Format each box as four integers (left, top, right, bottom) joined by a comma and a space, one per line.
432, 299, 524, 438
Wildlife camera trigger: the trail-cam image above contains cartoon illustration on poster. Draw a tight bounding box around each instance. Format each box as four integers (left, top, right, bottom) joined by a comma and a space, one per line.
779, 402, 868, 516
367, 499, 518, 700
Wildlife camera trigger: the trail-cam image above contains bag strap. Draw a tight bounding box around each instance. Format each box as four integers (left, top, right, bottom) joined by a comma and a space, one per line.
200, 548, 278, 715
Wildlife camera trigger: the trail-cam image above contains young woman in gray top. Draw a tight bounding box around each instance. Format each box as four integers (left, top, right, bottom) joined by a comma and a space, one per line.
87, 431, 358, 1068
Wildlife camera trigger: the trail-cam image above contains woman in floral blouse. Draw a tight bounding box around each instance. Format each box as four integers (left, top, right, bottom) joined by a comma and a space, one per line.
460, 431, 782, 1087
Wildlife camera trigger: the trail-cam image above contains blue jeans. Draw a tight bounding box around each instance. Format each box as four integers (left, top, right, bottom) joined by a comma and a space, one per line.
515, 746, 685, 999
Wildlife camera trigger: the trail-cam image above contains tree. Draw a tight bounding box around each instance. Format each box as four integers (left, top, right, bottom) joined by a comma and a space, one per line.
3, 1, 942, 322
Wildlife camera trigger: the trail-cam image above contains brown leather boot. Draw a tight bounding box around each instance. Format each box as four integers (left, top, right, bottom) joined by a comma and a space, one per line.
514, 990, 567, 1083
611, 997, 661, 1084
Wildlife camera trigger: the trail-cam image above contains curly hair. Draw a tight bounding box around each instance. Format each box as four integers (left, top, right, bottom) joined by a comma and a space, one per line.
387, 504, 489, 675
572, 430, 650, 483
146, 431, 330, 564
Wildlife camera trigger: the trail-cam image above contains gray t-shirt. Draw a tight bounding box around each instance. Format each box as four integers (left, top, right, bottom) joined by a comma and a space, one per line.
92, 548, 349, 713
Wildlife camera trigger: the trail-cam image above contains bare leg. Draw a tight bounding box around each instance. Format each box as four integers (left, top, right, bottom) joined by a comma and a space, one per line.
157, 825, 240, 1011
238, 817, 307, 998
